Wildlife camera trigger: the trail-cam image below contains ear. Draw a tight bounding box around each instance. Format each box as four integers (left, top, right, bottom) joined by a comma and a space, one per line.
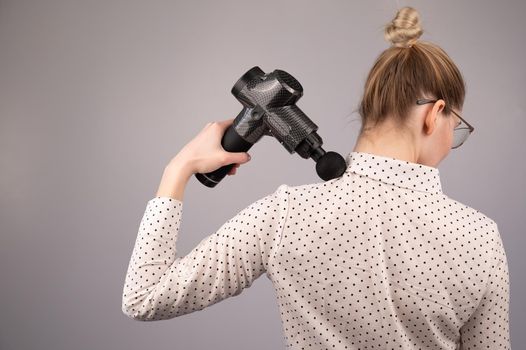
423, 99, 446, 135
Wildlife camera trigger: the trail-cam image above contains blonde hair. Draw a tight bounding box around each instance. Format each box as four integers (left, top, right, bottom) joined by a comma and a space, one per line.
357, 6, 466, 134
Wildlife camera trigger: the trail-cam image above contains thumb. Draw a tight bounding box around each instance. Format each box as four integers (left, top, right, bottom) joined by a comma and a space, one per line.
226, 152, 251, 164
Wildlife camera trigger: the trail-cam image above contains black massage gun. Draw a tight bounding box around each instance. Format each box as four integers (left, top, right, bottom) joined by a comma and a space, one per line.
195, 66, 347, 187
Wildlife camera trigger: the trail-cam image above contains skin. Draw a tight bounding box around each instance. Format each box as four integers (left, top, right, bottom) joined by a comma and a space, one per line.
156, 99, 461, 201
156, 118, 251, 201
353, 99, 462, 168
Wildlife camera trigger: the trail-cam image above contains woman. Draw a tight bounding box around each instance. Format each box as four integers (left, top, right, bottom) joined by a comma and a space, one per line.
122, 7, 510, 349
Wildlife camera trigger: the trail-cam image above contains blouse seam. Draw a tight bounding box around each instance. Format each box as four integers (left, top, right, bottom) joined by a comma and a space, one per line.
465, 222, 500, 320
270, 185, 290, 265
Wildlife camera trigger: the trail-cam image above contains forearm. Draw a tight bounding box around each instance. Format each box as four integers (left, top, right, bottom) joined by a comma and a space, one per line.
155, 159, 193, 201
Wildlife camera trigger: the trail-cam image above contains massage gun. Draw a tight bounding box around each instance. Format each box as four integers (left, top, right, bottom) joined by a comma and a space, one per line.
195, 66, 347, 188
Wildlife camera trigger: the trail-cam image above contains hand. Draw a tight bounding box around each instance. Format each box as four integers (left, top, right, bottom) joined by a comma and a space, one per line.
168, 118, 251, 176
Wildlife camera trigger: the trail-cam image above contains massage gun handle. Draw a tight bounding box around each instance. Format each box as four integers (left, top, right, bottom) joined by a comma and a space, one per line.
194, 118, 253, 188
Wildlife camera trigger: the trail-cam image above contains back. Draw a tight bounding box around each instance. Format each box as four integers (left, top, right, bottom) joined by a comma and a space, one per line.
267, 151, 510, 349
121, 150, 510, 349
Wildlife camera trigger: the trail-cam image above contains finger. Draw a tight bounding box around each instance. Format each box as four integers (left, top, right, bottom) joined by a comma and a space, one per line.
225, 152, 251, 165
216, 118, 235, 129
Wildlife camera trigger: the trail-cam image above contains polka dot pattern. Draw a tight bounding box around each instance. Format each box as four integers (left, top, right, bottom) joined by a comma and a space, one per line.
122, 151, 510, 349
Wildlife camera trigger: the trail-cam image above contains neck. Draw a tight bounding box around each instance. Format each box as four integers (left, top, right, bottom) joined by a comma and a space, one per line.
352, 127, 419, 164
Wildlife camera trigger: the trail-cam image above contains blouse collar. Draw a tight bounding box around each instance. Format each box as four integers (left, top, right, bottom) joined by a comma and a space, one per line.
344, 151, 443, 194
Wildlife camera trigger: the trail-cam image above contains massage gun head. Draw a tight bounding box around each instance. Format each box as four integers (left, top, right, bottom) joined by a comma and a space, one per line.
231, 66, 347, 181
231, 66, 303, 107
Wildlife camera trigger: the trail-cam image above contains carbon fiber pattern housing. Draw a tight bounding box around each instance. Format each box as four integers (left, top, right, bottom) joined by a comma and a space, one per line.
231, 67, 319, 155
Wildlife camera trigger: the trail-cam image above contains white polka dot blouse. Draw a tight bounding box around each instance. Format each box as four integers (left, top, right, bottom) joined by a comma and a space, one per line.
122, 151, 510, 349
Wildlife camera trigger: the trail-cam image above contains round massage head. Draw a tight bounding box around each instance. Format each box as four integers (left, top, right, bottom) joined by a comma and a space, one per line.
316, 151, 347, 181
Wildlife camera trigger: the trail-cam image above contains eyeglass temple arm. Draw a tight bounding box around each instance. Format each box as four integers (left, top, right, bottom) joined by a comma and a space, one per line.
416, 99, 474, 132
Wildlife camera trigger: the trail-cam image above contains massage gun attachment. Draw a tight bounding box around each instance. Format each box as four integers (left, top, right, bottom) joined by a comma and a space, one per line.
195, 66, 347, 188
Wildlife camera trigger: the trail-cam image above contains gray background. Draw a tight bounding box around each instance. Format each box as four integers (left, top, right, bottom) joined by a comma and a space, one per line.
1, 0, 524, 349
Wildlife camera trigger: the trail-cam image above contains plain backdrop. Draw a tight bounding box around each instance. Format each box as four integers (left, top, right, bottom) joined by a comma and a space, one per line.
1, 0, 524, 349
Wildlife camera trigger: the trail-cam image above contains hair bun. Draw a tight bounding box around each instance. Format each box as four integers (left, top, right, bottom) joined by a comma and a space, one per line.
384, 7, 423, 48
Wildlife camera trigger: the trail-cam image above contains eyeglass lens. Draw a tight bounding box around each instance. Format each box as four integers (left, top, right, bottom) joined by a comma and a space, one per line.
453, 125, 470, 148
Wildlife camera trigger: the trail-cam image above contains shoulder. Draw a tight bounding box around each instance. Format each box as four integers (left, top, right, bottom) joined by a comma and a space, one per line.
442, 193, 498, 229
286, 174, 346, 194
440, 194, 503, 252
275, 176, 348, 210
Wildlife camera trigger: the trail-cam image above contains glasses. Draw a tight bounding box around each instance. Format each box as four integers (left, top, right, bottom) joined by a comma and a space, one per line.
416, 98, 475, 149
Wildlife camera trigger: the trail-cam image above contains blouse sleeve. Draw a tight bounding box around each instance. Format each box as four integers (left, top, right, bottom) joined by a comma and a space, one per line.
459, 223, 511, 349
121, 184, 290, 321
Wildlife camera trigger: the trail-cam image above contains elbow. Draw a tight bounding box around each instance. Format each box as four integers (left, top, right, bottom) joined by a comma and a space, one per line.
122, 293, 177, 321
121, 298, 141, 321
121, 295, 151, 321
121, 282, 188, 321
